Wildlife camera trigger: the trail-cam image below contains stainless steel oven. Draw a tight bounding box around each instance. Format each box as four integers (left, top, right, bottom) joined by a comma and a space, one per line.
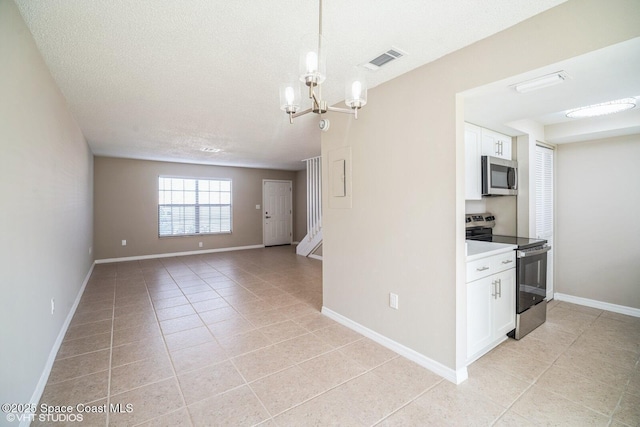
514, 244, 551, 339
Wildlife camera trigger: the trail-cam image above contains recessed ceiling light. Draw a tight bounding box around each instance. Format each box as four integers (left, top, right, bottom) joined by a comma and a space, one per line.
566, 97, 637, 119
201, 147, 222, 153
512, 71, 569, 93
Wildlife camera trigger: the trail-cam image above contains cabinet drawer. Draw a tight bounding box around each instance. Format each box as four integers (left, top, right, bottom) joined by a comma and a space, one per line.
466, 250, 516, 282
466, 257, 494, 282
490, 251, 516, 274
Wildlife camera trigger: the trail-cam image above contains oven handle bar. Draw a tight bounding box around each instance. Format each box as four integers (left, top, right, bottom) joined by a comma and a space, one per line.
517, 245, 551, 258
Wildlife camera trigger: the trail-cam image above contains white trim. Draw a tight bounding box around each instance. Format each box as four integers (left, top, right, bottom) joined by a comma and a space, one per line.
23, 262, 95, 427
554, 293, 640, 318
321, 307, 468, 384
308, 254, 323, 261
95, 244, 265, 264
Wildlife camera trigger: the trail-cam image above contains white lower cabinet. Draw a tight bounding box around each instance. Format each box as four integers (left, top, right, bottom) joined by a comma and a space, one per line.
467, 251, 516, 362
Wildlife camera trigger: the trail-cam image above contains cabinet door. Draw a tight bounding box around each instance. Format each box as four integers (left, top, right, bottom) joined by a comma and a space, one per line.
481, 128, 512, 160
464, 123, 482, 200
467, 276, 492, 358
493, 269, 516, 337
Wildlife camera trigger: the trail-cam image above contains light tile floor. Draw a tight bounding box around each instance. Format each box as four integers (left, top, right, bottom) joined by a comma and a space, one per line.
35, 246, 640, 426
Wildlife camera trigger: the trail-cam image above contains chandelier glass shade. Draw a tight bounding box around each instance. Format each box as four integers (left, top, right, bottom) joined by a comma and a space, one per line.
299, 33, 327, 87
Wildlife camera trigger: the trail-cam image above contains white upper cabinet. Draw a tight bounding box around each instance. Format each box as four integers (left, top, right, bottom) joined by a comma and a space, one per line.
481, 128, 512, 160
465, 123, 513, 200
464, 123, 482, 200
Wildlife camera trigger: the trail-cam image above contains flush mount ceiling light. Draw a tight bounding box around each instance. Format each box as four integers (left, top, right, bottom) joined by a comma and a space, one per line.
201, 147, 222, 153
512, 71, 569, 93
279, 0, 368, 125
565, 97, 637, 119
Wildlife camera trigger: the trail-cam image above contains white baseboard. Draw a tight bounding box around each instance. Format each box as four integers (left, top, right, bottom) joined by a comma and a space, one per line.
321, 307, 468, 385
95, 244, 265, 264
554, 293, 640, 318
23, 262, 95, 427
308, 254, 323, 261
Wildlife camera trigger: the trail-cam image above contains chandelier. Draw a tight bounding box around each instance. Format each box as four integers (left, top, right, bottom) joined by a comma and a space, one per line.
279, 0, 368, 125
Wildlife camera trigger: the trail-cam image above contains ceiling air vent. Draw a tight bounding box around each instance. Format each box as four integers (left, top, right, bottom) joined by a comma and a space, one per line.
363, 48, 406, 71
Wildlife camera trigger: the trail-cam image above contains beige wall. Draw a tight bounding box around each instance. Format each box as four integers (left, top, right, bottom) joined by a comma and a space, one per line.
0, 0, 94, 405
94, 157, 299, 259
556, 134, 640, 308
322, 0, 640, 375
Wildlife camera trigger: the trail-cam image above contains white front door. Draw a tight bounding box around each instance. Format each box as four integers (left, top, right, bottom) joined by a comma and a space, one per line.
263, 180, 292, 246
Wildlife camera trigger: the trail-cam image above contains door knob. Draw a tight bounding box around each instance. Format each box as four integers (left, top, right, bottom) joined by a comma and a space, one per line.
265, 216, 271, 219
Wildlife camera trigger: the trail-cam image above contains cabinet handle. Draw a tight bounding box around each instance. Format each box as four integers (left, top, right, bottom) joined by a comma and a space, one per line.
501, 259, 513, 264
497, 278, 502, 298
476, 266, 490, 272
491, 280, 497, 299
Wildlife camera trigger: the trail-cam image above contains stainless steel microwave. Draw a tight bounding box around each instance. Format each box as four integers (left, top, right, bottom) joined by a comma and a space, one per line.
481, 156, 518, 196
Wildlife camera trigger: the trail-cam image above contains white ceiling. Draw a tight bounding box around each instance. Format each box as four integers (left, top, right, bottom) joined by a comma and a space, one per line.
464, 37, 640, 143
16, 0, 569, 170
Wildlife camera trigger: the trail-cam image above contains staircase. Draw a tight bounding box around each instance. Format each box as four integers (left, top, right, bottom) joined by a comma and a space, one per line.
296, 156, 323, 258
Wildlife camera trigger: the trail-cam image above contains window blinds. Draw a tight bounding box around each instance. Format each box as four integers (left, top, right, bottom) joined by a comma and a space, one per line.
158, 177, 232, 237
535, 145, 554, 239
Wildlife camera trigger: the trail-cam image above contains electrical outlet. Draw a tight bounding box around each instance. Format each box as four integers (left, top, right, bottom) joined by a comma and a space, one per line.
199, 242, 203, 248
51, 298, 55, 315
389, 293, 399, 310
121, 240, 127, 246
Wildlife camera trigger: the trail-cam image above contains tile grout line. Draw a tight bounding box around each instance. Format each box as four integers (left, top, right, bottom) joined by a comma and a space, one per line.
492, 308, 625, 424
143, 260, 195, 427
104, 274, 117, 427
607, 357, 637, 427
245, 351, 405, 421
493, 307, 590, 424
369, 376, 445, 427
163, 258, 353, 421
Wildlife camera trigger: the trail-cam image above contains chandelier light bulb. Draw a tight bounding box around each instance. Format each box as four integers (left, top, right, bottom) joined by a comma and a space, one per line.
306, 52, 318, 74
285, 86, 295, 105
279, 80, 300, 115
351, 81, 362, 100
345, 67, 367, 109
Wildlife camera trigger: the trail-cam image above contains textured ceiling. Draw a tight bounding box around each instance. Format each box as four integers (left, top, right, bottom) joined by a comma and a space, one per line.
16, 0, 567, 170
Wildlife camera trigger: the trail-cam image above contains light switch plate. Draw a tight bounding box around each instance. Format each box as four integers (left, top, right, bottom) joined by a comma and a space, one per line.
390, 293, 399, 309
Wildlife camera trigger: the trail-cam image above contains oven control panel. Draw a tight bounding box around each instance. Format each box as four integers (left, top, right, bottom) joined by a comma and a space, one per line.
465, 213, 495, 229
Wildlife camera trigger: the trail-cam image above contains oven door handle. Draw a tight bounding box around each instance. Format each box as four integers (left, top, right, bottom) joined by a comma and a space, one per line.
517, 245, 551, 258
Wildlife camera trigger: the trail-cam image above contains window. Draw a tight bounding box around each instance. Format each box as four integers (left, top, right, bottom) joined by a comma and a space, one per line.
158, 177, 231, 237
